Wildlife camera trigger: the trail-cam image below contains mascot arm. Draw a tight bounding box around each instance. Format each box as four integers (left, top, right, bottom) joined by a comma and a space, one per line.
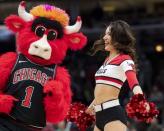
43, 66, 71, 123
0, 52, 18, 114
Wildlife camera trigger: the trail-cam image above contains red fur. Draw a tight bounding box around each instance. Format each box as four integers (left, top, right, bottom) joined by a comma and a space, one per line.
17, 28, 86, 65
4, 3, 87, 125
55, 67, 72, 104
65, 33, 87, 50
18, 34, 68, 65
5, 15, 26, 33
0, 52, 17, 90
44, 67, 71, 123
0, 94, 18, 114
0, 52, 17, 113
5, 16, 87, 66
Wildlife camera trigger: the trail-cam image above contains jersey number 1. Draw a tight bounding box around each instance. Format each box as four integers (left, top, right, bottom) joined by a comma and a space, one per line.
22, 86, 34, 108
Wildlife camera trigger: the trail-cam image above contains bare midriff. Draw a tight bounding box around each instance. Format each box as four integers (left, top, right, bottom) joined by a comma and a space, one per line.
94, 84, 120, 105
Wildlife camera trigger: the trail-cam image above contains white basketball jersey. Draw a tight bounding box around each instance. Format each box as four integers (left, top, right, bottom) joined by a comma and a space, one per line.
95, 54, 135, 89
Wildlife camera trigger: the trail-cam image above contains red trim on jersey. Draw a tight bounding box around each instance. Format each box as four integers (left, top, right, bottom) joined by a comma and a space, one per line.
109, 54, 132, 65
95, 76, 123, 85
125, 70, 139, 90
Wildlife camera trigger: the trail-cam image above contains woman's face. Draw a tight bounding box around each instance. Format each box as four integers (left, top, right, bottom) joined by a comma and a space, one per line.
103, 26, 115, 52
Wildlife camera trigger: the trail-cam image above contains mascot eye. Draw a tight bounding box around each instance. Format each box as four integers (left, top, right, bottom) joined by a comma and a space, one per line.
35, 26, 46, 37
47, 30, 58, 40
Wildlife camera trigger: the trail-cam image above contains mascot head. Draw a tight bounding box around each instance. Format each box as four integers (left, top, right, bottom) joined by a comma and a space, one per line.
5, 1, 87, 65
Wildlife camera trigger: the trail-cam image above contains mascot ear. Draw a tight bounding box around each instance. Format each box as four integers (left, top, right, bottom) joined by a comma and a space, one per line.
66, 33, 87, 51
5, 15, 26, 33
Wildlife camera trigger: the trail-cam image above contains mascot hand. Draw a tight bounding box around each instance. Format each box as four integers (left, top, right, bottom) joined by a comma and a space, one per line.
43, 80, 63, 101
0, 94, 18, 114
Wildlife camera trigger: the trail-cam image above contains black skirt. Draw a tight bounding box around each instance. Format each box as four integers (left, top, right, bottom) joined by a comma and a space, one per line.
95, 105, 127, 131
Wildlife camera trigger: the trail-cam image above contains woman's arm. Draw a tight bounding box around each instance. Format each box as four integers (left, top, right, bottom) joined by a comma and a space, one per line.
120, 59, 143, 94
124, 70, 143, 94
121, 59, 159, 123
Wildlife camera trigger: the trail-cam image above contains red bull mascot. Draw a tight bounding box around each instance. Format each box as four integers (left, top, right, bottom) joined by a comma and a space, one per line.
0, 1, 87, 131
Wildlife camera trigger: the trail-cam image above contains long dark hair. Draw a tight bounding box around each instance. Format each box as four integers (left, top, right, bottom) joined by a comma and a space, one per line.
89, 20, 138, 68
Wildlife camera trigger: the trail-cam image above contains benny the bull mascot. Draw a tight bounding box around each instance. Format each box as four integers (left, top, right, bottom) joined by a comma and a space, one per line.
0, 1, 87, 131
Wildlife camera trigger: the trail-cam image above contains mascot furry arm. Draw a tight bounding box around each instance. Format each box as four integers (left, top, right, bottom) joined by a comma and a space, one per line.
0, 1, 87, 126
43, 67, 71, 123
0, 52, 18, 113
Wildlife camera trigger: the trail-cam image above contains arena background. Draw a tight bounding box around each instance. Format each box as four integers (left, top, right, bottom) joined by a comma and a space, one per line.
0, 0, 163, 131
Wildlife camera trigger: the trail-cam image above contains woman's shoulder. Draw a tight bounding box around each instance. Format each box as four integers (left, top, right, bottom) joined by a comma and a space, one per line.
110, 54, 132, 65
119, 54, 132, 60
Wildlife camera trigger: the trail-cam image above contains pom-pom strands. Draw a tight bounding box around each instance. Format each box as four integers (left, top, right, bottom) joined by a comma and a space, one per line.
126, 94, 159, 123
66, 102, 95, 131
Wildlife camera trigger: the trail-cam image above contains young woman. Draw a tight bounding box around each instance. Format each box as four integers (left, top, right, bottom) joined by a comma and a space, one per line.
86, 20, 146, 131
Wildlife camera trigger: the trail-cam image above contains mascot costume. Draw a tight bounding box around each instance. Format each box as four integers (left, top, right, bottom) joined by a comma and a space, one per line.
0, 1, 87, 131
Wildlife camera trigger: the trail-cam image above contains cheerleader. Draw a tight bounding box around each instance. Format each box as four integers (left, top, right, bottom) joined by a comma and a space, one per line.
86, 20, 158, 131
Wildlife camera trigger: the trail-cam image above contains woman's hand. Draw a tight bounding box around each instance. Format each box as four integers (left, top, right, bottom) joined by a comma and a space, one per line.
144, 102, 150, 112
67, 102, 95, 131
85, 105, 95, 115
126, 93, 159, 123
